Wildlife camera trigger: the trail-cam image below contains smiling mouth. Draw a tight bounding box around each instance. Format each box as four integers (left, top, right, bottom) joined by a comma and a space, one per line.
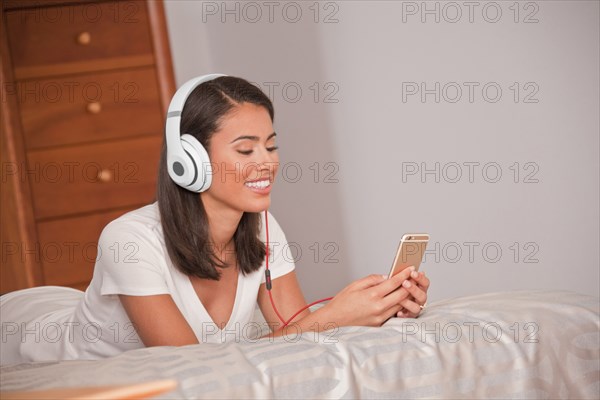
244, 179, 271, 189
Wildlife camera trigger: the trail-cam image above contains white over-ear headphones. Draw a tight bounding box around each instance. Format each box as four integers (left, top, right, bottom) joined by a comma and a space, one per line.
165, 73, 227, 192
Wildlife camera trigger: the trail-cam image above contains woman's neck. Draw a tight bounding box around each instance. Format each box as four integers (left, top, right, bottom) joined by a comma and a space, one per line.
200, 195, 243, 256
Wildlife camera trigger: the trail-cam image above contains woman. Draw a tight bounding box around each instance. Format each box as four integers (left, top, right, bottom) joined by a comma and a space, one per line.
1, 75, 430, 363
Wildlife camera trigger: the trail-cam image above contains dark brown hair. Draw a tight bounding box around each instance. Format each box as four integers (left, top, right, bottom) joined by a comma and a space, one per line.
157, 76, 274, 280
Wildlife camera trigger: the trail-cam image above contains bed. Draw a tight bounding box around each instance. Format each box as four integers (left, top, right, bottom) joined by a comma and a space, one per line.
1, 289, 598, 399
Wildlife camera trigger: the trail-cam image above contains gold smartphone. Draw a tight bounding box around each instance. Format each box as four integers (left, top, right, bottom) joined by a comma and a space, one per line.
387, 234, 429, 279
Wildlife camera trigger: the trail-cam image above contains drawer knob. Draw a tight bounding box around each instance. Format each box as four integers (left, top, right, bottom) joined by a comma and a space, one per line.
86, 102, 102, 114
97, 169, 113, 183
77, 32, 91, 45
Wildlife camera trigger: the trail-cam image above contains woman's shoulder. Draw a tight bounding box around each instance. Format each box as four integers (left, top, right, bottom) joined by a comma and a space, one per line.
100, 202, 162, 242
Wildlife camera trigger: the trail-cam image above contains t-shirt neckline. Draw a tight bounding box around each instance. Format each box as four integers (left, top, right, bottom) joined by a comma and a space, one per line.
184, 268, 244, 333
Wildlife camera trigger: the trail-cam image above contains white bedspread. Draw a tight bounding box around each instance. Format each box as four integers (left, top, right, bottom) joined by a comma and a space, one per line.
1, 289, 598, 399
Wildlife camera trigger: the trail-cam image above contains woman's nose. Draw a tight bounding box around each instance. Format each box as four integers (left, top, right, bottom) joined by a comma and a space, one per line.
254, 150, 278, 175
255, 146, 277, 164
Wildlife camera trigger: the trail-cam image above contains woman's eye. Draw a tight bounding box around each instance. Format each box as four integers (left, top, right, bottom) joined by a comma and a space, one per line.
237, 146, 278, 155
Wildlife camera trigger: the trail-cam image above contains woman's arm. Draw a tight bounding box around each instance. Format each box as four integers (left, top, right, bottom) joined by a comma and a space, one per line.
257, 266, 426, 338
119, 294, 199, 347
257, 271, 311, 330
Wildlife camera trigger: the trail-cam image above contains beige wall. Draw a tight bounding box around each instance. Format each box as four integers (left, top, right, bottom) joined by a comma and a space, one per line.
164, 1, 599, 302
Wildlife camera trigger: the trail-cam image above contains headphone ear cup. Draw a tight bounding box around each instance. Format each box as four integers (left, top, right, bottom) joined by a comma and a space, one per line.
180, 134, 212, 192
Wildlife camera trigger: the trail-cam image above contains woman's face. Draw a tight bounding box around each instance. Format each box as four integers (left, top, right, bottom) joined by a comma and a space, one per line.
201, 102, 279, 213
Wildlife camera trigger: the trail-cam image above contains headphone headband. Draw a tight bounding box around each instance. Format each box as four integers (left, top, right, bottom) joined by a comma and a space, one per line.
165, 73, 228, 192
167, 73, 227, 115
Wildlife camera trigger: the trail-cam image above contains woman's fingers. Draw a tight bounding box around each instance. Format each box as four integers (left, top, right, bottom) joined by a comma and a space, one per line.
386, 302, 404, 316
375, 268, 427, 313
381, 285, 411, 311
394, 272, 428, 318
351, 274, 387, 291
400, 277, 427, 305
374, 266, 415, 297
412, 271, 430, 291
399, 298, 422, 315
397, 307, 419, 318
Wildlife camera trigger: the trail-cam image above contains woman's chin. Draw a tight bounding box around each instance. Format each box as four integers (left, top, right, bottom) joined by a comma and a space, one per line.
243, 197, 271, 213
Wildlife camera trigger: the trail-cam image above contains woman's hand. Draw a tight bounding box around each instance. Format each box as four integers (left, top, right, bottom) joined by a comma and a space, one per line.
322, 266, 417, 328
395, 270, 430, 318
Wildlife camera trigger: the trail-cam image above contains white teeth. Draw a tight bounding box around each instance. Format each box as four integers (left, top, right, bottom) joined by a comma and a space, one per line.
245, 180, 270, 189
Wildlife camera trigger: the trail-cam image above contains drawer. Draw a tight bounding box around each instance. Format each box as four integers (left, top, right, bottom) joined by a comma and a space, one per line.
6, 1, 154, 79
18, 68, 163, 150
28, 135, 163, 220
4, 1, 98, 9
37, 208, 128, 286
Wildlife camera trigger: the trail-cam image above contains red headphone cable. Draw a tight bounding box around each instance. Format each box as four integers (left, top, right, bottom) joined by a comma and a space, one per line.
264, 210, 333, 329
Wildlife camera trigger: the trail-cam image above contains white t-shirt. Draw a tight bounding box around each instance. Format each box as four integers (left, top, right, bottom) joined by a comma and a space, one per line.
17, 203, 295, 361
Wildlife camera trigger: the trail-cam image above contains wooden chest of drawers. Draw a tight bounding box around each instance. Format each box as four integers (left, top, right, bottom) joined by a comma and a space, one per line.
1, 0, 176, 293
